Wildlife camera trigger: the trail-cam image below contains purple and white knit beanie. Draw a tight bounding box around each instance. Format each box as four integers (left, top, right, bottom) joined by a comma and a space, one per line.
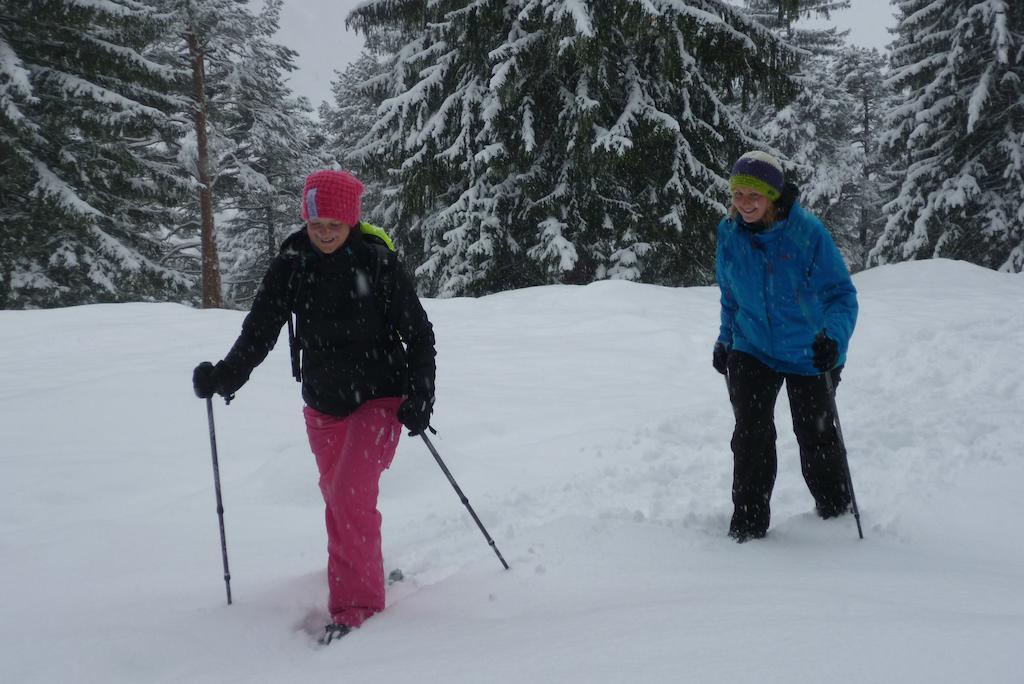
729, 151, 785, 202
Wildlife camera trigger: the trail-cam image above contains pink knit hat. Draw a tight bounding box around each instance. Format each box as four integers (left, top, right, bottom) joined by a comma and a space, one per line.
300, 170, 364, 226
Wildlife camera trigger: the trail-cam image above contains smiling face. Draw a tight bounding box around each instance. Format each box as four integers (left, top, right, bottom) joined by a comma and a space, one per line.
307, 218, 352, 254
731, 187, 772, 225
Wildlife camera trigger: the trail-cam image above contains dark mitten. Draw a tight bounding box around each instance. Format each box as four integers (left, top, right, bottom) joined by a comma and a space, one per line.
812, 332, 839, 372
712, 342, 729, 375
397, 395, 433, 435
193, 360, 246, 399
193, 361, 218, 398
212, 360, 247, 398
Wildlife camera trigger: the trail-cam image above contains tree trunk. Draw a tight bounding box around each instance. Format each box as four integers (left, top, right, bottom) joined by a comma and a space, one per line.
265, 203, 276, 264
860, 89, 871, 267
0, 256, 10, 309
186, 20, 221, 308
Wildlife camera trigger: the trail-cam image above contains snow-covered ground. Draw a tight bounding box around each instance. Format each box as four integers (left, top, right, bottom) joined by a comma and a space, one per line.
2, 259, 1022, 683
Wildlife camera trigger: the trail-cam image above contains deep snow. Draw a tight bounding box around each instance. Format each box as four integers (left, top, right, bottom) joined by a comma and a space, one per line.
1, 259, 1022, 683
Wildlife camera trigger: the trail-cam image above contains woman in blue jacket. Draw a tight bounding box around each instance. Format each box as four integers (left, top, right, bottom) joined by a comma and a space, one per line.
713, 151, 858, 542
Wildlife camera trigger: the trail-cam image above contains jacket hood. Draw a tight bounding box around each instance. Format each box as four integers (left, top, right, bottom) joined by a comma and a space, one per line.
775, 181, 800, 221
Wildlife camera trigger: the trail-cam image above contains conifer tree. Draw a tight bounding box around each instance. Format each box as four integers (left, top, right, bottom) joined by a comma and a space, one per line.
213, 0, 317, 306
744, 0, 851, 54
349, 0, 798, 296
1, 0, 191, 308
739, 0, 875, 268
151, 0, 249, 308
151, 0, 315, 307
834, 46, 891, 267
325, 53, 386, 165
759, 53, 865, 264
322, 51, 391, 226
871, 0, 1024, 272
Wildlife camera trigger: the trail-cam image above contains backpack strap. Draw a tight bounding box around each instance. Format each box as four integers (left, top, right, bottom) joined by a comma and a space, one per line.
365, 241, 397, 332
359, 222, 397, 331
359, 222, 395, 251
286, 255, 307, 382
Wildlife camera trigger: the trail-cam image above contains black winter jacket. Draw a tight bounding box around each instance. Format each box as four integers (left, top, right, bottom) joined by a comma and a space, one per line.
220, 228, 436, 417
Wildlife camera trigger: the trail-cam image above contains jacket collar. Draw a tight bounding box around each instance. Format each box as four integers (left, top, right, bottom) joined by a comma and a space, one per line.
280, 227, 365, 259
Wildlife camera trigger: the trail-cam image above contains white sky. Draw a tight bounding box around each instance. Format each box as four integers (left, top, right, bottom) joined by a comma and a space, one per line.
274, 0, 896, 107
275, 0, 367, 108
804, 0, 896, 53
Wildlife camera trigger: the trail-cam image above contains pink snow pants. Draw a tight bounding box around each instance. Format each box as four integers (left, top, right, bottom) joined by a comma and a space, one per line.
303, 397, 403, 628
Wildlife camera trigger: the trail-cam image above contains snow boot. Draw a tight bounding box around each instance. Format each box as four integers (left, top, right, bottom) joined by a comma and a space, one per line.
319, 623, 352, 645
728, 526, 767, 543
815, 498, 851, 520
729, 503, 769, 543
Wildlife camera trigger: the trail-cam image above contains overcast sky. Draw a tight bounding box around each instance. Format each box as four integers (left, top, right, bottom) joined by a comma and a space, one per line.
274, 0, 896, 108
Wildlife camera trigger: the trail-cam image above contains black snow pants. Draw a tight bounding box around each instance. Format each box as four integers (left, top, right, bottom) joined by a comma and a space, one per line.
726, 350, 851, 538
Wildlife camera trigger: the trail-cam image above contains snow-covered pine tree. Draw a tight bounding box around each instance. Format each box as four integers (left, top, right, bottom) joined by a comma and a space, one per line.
213, 0, 317, 306
758, 53, 866, 265
743, 0, 851, 54
871, 0, 1024, 272
322, 51, 392, 227
0, 0, 192, 308
218, 112, 316, 306
349, 0, 798, 296
149, 0, 315, 307
156, 0, 243, 307
738, 0, 869, 267
834, 45, 891, 267
325, 53, 384, 167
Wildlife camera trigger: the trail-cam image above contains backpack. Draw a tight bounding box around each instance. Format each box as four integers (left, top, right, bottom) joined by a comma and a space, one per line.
287, 222, 396, 382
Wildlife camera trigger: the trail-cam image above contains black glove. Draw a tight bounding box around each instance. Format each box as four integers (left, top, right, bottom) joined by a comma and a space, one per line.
712, 342, 729, 375
397, 395, 432, 435
192, 360, 245, 400
193, 361, 218, 399
812, 332, 839, 372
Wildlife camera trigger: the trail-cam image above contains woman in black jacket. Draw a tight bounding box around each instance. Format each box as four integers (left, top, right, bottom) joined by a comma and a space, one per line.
193, 170, 436, 644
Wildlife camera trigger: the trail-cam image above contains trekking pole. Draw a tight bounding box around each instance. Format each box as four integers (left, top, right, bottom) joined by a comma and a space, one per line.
724, 367, 737, 419
420, 433, 510, 570
823, 372, 864, 540
205, 397, 234, 603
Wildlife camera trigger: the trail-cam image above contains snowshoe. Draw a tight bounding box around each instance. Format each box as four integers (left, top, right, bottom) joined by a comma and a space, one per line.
318, 623, 351, 645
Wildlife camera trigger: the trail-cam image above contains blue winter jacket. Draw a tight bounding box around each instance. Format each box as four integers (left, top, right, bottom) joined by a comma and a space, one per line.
716, 199, 858, 375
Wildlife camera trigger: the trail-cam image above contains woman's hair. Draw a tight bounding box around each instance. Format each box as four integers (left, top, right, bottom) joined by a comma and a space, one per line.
728, 200, 778, 225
